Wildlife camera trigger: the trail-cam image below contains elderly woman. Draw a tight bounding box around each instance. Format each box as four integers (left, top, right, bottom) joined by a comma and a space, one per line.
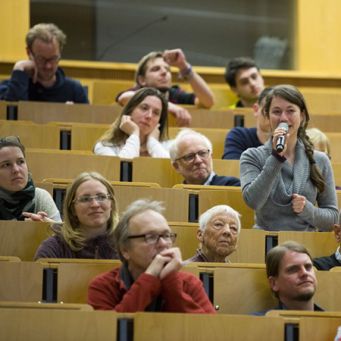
0, 136, 60, 221
94, 87, 170, 158
34, 171, 119, 259
240, 85, 338, 231
187, 205, 241, 263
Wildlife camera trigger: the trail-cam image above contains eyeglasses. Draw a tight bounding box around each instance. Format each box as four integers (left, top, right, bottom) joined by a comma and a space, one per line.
30, 51, 61, 65
175, 149, 210, 163
127, 232, 177, 245
0, 136, 21, 146
74, 194, 112, 204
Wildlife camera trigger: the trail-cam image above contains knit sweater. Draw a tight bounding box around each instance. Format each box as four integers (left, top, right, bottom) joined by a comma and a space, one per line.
240, 139, 338, 231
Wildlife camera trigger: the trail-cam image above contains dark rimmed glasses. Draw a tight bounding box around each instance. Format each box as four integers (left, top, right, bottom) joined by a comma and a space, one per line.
175, 149, 210, 163
127, 232, 177, 245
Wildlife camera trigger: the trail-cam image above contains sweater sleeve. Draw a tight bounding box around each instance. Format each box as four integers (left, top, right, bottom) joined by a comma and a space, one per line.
222, 128, 247, 160
34, 235, 66, 260
147, 137, 170, 158
240, 148, 285, 210
94, 135, 140, 159
297, 153, 338, 231
34, 188, 62, 222
0, 70, 30, 101
88, 271, 162, 312
161, 272, 216, 313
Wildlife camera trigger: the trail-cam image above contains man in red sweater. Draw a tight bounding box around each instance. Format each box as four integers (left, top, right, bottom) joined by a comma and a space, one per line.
88, 199, 215, 313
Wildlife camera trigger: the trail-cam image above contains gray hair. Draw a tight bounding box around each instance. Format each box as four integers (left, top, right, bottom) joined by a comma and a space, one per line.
199, 205, 241, 234
113, 199, 165, 261
169, 128, 213, 161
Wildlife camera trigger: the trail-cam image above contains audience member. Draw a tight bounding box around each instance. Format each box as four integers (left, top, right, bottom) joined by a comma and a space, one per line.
0, 136, 60, 222
306, 127, 331, 160
224, 57, 264, 108
88, 199, 215, 313
0, 23, 88, 103
94, 87, 170, 158
116, 49, 215, 126
240, 85, 338, 231
254, 241, 323, 315
313, 211, 341, 270
34, 172, 118, 259
222, 87, 272, 159
187, 205, 241, 263
170, 128, 240, 186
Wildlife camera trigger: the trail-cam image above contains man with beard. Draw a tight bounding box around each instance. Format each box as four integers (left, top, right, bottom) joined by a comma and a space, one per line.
186, 205, 241, 263
170, 128, 240, 186
254, 241, 323, 315
87, 199, 215, 313
116, 49, 214, 126
0, 23, 88, 103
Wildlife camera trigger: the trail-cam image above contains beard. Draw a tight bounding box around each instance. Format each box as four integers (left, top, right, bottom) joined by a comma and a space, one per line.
294, 290, 315, 302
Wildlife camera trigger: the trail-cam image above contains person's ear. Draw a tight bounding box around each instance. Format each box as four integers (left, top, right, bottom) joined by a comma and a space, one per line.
253, 103, 260, 116
197, 229, 204, 243
334, 224, 341, 243
172, 161, 180, 172
121, 245, 130, 262
268, 276, 278, 293
26, 47, 33, 60
137, 75, 146, 87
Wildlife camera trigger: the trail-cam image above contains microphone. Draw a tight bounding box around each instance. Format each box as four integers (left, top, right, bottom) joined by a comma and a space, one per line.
275, 122, 289, 153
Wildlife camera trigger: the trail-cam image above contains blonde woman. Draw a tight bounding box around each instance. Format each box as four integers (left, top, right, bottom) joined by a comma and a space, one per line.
34, 172, 119, 259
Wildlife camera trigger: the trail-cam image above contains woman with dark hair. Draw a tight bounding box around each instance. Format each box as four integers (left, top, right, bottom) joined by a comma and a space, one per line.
0, 136, 60, 221
34, 171, 119, 259
240, 85, 338, 231
94, 87, 170, 158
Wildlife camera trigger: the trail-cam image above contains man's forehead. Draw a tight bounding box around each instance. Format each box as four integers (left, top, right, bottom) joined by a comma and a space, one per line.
179, 136, 208, 152
129, 209, 168, 230
280, 251, 312, 269
236, 67, 260, 82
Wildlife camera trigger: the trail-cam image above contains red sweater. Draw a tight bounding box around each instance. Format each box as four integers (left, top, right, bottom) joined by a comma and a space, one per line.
88, 266, 215, 313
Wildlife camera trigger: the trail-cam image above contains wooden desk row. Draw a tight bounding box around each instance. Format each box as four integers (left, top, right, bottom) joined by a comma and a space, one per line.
1, 259, 341, 318
0, 220, 337, 263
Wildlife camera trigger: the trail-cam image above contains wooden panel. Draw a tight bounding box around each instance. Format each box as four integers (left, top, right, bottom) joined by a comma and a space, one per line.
299, 317, 341, 341
57, 262, 120, 303
198, 188, 255, 229
0, 120, 60, 149
0, 221, 51, 261
0, 309, 117, 341
17, 101, 121, 124
0, 261, 44, 301
134, 312, 284, 341
214, 266, 276, 314
278, 231, 337, 259
26, 150, 121, 182
315, 271, 341, 311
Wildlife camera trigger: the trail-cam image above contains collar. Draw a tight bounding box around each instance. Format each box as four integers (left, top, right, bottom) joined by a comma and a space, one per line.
335, 246, 341, 263
278, 301, 324, 311
203, 172, 216, 185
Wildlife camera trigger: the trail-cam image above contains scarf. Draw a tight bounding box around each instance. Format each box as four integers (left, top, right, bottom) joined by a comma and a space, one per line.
0, 176, 36, 220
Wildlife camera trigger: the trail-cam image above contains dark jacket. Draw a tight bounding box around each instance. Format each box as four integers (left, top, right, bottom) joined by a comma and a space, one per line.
313, 254, 340, 271
209, 174, 240, 186
0, 68, 88, 103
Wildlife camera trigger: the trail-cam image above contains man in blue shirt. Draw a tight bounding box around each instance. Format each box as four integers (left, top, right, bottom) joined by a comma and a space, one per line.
222, 87, 272, 160
0, 23, 88, 104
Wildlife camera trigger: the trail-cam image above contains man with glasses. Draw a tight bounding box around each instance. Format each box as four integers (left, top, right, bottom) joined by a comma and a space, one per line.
0, 23, 88, 103
88, 199, 215, 313
170, 129, 240, 186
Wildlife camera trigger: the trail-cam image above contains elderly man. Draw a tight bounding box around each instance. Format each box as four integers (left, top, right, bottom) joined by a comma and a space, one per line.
225, 57, 264, 108
170, 129, 240, 186
116, 49, 214, 126
255, 241, 323, 315
0, 23, 88, 103
187, 205, 241, 263
313, 211, 341, 270
88, 199, 215, 313
222, 87, 272, 160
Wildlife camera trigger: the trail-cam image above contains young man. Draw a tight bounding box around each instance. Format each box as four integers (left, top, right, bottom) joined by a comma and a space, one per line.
170, 128, 240, 186
313, 211, 341, 270
88, 199, 215, 313
187, 205, 241, 263
222, 87, 272, 160
0, 23, 88, 103
255, 241, 323, 315
116, 49, 214, 126
225, 57, 264, 108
